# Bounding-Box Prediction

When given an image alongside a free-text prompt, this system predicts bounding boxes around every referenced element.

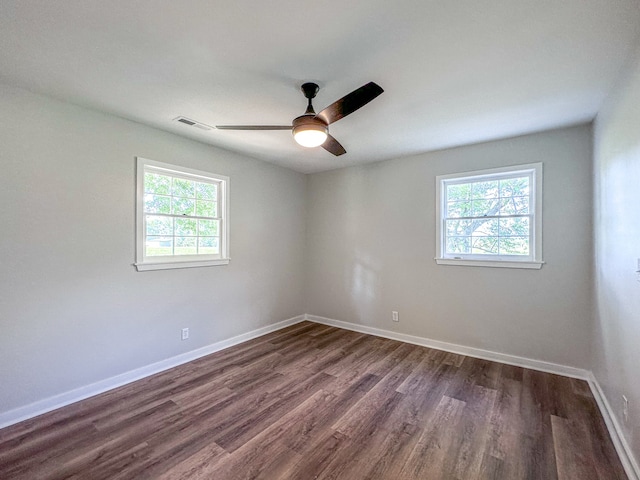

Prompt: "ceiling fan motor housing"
[292,114,327,132]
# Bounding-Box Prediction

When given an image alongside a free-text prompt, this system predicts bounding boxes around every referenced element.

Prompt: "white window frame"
[135,157,230,272]
[435,163,543,269]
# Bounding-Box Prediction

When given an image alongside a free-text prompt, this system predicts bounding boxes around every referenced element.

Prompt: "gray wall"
[593,41,640,462]
[305,125,593,368]
[0,83,604,425]
[0,84,307,414]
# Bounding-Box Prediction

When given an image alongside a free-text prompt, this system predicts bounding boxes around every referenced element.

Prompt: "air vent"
[173,116,214,131]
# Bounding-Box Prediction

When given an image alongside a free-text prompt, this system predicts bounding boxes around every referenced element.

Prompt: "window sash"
[442,215,534,260]
[142,215,223,261]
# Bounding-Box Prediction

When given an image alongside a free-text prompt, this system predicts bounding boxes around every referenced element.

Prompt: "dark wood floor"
[0,321,627,479]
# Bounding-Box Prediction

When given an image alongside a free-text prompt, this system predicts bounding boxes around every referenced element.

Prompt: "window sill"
[434,258,544,270]
[135,258,230,272]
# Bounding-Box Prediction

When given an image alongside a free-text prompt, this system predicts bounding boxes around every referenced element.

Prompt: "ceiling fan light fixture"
[293,125,328,148]
[216,81,383,156]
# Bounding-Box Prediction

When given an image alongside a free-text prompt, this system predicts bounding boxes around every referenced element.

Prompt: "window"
[135,158,229,271]
[435,163,543,269]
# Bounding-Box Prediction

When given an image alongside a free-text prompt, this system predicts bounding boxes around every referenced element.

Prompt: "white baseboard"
[305,314,589,379]
[0,315,306,430]
[588,373,640,480]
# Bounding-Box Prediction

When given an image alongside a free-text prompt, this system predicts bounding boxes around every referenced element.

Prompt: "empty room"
[1,1,639,479]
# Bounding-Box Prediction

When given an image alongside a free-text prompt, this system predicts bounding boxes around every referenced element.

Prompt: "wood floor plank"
[477,452,505,480]
[393,361,457,428]
[551,415,600,479]
[398,395,467,480]
[213,372,335,452]
[331,344,423,438]
[313,391,407,480]
[280,374,380,453]
[107,422,229,480]
[520,369,560,480]
[448,385,499,480]
[568,393,629,479]
[0,323,628,480]
[486,375,521,462]
[209,438,301,480]
[157,443,229,480]
[361,421,420,480]
[51,401,184,477]
[284,430,348,479]
[570,377,594,397]
[321,335,389,376]
[306,324,337,337]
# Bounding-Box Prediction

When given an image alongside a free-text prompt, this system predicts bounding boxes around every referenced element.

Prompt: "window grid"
[441,170,536,260]
[143,168,222,259]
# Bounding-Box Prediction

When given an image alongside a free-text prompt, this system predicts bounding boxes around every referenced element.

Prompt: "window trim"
[134,157,230,272]
[435,162,543,269]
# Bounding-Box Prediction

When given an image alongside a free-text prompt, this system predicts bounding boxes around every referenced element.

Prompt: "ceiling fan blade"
[322,134,346,156]
[215,125,291,130]
[317,82,384,125]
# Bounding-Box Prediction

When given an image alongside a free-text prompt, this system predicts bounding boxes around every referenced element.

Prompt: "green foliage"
[445,175,531,256]
[146,216,172,235]
[446,183,471,202]
[446,236,470,254]
[146,236,172,256]
[471,181,499,199]
[175,218,197,236]
[144,194,171,214]
[146,246,173,256]
[172,197,195,216]
[500,177,529,197]
[143,173,221,257]
[472,236,498,254]
[198,237,219,255]
[196,182,217,200]
[196,200,217,217]
[500,217,529,236]
[144,173,171,195]
[175,236,197,255]
[172,178,195,197]
[199,219,219,236]
[499,236,529,254]
[499,196,529,215]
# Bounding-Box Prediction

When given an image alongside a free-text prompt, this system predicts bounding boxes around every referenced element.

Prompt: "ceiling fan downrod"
[301,82,319,115]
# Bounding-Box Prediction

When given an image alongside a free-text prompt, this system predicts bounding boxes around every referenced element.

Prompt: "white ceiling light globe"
[294,128,328,148]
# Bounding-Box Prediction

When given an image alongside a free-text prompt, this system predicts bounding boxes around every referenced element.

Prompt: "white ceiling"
[1,1,639,173]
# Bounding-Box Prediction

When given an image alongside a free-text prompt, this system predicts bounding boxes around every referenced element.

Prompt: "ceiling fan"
[216,82,384,156]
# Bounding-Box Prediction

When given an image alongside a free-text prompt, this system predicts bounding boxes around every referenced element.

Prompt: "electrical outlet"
[392,311,399,322]
[181,328,189,341]
[623,395,629,423]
